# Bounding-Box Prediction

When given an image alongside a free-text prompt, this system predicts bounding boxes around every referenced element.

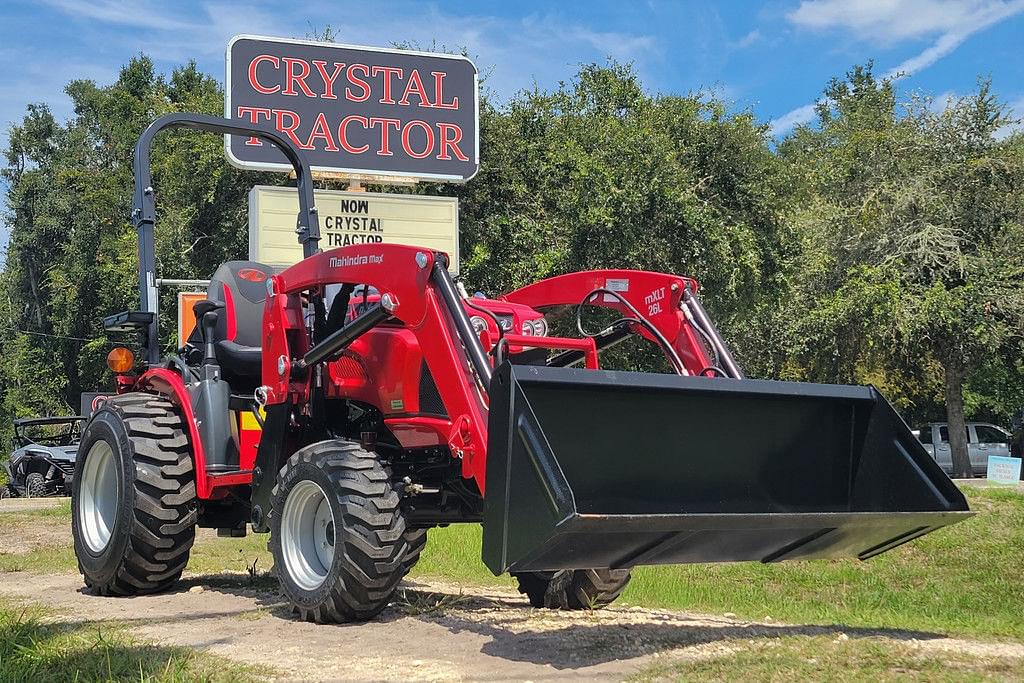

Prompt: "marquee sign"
[249,186,459,272]
[226,35,479,181]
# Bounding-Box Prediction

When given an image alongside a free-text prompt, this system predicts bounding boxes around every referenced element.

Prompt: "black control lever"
[192,300,225,367]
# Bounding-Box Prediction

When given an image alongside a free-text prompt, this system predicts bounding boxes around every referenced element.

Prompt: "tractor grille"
[418,363,448,417]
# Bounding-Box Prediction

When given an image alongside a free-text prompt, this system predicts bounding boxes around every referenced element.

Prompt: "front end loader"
[71,113,970,622]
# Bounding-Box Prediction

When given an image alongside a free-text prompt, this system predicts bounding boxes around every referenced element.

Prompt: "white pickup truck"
[917,422,1012,477]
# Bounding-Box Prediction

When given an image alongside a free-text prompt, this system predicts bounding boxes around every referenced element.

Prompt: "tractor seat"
[198,261,274,385]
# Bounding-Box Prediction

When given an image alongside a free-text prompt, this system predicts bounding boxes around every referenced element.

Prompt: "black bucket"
[482,364,971,575]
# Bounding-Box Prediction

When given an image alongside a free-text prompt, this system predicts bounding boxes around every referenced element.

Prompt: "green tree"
[781,66,1024,477]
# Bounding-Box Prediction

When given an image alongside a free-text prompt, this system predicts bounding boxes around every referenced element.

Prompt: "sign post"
[227,35,479,182]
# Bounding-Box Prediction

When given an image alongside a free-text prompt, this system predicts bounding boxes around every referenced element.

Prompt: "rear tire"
[514,568,631,609]
[25,473,47,498]
[71,394,197,595]
[270,440,410,623]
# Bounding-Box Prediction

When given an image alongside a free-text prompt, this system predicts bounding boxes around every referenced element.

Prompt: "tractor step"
[482,364,971,575]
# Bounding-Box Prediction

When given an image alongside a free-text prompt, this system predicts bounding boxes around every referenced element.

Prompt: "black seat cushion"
[202,261,274,384]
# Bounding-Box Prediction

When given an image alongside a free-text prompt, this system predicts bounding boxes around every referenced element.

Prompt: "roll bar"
[132,113,321,363]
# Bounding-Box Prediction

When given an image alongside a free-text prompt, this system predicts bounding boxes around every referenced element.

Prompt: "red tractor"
[71,114,970,622]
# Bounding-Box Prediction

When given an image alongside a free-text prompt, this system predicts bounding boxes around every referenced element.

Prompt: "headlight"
[495,314,514,331]
[470,316,488,336]
[521,318,547,336]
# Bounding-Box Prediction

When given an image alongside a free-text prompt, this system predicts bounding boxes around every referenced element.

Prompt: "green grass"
[412,486,1024,640]
[631,634,1024,682]
[0,600,264,682]
[410,523,513,588]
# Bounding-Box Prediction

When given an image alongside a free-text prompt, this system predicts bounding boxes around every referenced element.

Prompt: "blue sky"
[2,0,1023,254]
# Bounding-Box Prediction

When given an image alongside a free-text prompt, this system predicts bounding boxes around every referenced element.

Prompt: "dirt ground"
[3,497,1024,681]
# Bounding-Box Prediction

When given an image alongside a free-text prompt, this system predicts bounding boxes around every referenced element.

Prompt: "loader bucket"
[482,364,971,575]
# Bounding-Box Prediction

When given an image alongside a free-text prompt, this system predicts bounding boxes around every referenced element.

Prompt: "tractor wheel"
[401,528,428,576]
[270,440,410,623]
[71,394,197,596]
[513,568,631,610]
[25,473,48,498]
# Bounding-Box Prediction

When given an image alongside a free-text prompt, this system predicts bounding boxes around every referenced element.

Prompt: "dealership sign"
[226,35,479,181]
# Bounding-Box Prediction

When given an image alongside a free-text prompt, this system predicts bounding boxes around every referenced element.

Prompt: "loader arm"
[503,270,727,376]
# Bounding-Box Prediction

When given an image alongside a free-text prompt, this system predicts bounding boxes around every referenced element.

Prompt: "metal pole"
[156,279,211,288]
[431,257,493,392]
[297,304,389,369]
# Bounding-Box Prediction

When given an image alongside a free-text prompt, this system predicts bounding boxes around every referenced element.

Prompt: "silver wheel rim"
[280,480,335,591]
[78,440,118,553]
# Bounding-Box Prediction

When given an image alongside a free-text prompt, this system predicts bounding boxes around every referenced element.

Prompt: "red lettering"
[402,120,434,158]
[432,71,459,110]
[371,66,403,104]
[436,123,469,161]
[399,69,431,107]
[282,57,316,97]
[273,109,310,149]
[368,117,401,156]
[312,60,345,99]
[306,112,338,151]
[338,115,369,154]
[248,54,280,94]
[346,64,371,102]
[236,106,273,145]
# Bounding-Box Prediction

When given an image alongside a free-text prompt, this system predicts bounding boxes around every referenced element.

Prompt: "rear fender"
[136,368,216,499]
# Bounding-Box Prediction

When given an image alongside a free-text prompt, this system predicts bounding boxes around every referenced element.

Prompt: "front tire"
[401,528,427,576]
[71,394,197,595]
[270,440,410,623]
[514,568,631,609]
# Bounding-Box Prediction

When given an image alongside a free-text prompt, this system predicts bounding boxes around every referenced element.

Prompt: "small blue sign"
[987,455,1022,484]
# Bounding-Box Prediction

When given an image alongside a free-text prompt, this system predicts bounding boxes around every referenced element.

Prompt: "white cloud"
[788,0,1022,44]
[732,29,763,49]
[39,0,199,31]
[769,102,820,136]
[771,0,1024,136]
[788,0,1024,78]
[928,90,959,112]
[31,1,660,98]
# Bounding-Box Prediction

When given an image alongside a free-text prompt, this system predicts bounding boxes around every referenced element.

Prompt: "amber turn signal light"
[107,347,135,373]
